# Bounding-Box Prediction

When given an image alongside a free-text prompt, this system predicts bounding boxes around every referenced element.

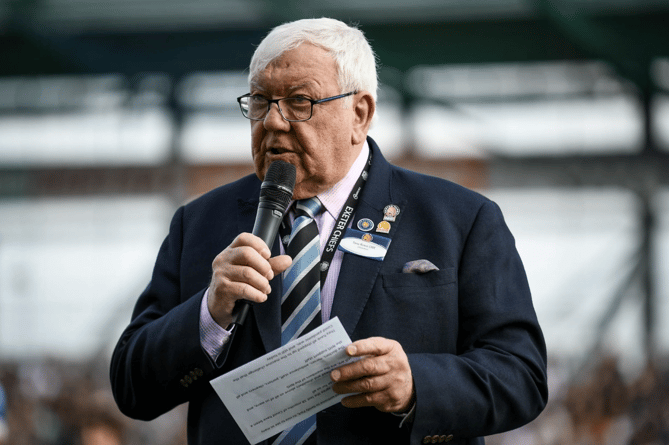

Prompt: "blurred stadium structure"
[1,0,669,443]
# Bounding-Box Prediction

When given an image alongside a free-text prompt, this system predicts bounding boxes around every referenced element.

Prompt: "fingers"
[227,233,274,280]
[269,254,292,276]
[330,337,414,413]
[230,232,272,259]
[331,338,396,382]
[211,266,270,302]
[345,337,395,358]
[332,364,391,400]
[207,233,288,327]
[211,253,271,298]
[339,385,412,413]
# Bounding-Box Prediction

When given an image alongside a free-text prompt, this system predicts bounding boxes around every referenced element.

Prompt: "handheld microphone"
[234,160,296,326]
[252,160,297,246]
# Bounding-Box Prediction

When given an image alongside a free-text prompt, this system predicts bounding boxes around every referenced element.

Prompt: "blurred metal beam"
[3,0,667,33]
[2,151,668,199]
[0,164,255,200]
[2,12,668,77]
[488,152,669,190]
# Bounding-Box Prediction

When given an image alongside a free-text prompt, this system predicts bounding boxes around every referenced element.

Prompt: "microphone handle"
[251,205,285,247]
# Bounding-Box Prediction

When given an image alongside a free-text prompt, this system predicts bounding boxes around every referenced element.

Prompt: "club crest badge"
[357,218,374,232]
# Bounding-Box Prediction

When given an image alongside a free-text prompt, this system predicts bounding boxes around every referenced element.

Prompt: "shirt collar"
[316,140,370,220]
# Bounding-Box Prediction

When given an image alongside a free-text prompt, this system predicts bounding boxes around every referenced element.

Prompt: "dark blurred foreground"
[2,355,669,445]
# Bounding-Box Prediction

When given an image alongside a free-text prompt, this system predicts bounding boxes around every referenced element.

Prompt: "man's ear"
[351,92,376,145]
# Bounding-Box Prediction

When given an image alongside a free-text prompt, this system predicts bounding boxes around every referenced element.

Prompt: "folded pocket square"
[402,259,439,274]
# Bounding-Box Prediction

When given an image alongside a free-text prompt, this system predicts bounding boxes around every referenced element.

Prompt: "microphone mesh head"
[260,161,296,210]
[264,160,296,187]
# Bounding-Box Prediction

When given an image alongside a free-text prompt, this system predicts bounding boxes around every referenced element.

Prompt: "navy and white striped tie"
[280,197,323,344]
[274,197,323,445]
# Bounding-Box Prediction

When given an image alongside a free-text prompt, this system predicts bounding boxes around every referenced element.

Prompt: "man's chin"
[255,156,296,181]
[291,184,319,200]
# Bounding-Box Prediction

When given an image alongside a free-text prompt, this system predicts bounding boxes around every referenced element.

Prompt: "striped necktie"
[274,197,322,445]
[280,197,323,344]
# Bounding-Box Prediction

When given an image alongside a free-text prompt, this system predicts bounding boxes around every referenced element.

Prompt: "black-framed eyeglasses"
[236,91,357,122]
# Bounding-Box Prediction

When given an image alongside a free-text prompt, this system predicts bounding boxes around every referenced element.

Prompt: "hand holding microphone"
[207,161,296,329]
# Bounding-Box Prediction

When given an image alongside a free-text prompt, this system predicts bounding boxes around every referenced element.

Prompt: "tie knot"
[295,197,323,219]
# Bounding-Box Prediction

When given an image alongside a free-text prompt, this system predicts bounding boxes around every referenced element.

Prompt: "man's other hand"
[331,337,415,413]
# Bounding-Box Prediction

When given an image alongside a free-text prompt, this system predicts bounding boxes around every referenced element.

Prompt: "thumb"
[268,254,292,277]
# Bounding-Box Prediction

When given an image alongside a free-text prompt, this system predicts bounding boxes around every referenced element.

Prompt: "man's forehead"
[249,78,318,93]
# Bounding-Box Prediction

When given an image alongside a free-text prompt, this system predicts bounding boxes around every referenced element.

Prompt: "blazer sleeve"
[409,200,548,442]
[109,205,217,421]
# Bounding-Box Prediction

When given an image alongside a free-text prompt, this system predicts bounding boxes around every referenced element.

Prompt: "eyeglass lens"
[242,97,312,121]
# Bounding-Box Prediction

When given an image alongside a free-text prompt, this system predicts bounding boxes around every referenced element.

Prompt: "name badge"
[338,228,391,261]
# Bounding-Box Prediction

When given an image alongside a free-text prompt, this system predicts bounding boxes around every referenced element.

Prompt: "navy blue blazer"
[111,138,548,445]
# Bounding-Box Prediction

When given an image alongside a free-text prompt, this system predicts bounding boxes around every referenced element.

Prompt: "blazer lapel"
[330,138,403,337]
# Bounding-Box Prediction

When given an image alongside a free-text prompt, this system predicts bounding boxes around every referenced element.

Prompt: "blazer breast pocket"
[376,267,458,352]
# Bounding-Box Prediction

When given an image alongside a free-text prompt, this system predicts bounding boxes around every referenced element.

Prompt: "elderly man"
[110,18,548,445]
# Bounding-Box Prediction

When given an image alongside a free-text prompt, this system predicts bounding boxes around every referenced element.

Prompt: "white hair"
[249,18,378,104]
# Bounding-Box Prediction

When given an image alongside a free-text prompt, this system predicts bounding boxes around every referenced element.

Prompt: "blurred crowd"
[0,358,186,445]
[490,356,669,445]
[2,354,669,445]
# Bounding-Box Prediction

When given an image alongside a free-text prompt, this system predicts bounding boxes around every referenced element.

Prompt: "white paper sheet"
[210,317,357,444]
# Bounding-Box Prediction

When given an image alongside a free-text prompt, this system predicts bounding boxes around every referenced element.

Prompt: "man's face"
[250,43,362,200]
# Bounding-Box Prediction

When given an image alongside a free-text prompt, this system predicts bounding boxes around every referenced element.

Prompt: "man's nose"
[263,103,290,130]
